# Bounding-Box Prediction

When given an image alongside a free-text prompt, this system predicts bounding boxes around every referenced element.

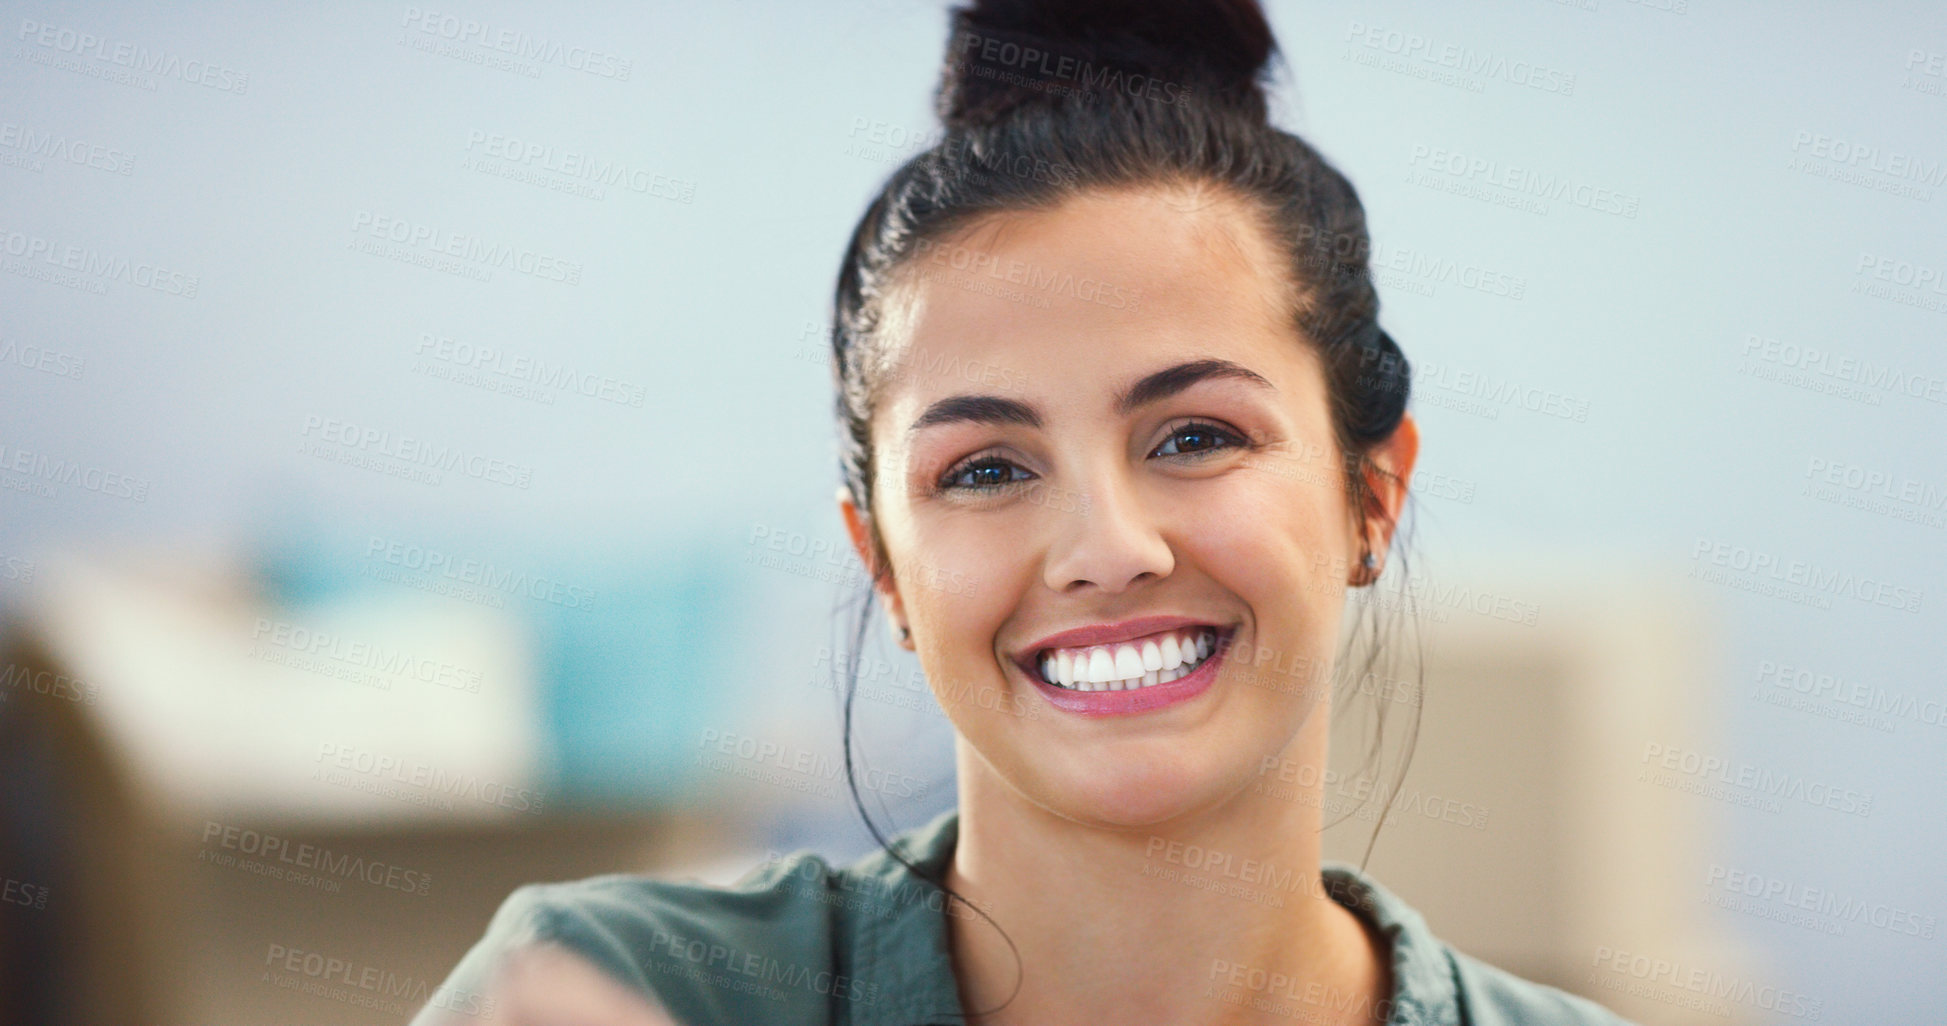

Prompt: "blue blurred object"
[529,545,744,807]
[250,519,747,808]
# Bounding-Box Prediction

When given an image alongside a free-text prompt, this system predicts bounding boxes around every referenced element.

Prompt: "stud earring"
[899,625,911,642]
[1354,549,1381,586]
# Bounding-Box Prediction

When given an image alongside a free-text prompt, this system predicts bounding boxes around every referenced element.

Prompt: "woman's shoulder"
[486,810,962,949]
[409,851,849,1026]
[412,812,965,1026]
[1320,861,1640,1026]
[490,846,850,962]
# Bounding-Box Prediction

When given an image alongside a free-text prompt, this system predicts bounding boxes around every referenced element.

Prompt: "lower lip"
[1025,630,1230,718]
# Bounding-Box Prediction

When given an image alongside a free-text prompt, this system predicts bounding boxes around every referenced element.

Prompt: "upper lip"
[1014,615,1227,671]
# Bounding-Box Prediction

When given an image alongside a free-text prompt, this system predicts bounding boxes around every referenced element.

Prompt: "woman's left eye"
[1151,421,1247,458]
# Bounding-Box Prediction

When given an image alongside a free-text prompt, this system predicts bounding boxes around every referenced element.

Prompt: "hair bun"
[937,0,1278,129]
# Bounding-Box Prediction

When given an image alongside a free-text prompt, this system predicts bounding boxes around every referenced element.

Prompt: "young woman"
[415,2,1639,1024]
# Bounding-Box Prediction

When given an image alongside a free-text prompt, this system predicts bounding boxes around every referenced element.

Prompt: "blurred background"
[2,1,1942,1023]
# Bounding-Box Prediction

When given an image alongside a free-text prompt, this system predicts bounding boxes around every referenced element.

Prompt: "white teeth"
[1034,628,1219,691]
[1160,634,1182,670]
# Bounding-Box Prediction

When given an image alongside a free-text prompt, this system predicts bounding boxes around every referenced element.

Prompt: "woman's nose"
[1040,468,1175,595]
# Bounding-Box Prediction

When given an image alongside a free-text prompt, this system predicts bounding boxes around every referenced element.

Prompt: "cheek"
[1183,474,1351,709]
[1186,474,1349,610]
[901,519,1029,703]
[902,516,1021,630]
[917,627,1044,750]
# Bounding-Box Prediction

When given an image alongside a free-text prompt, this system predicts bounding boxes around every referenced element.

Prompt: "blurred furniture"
[1321,563,1761,1026]
[0,549,748,1026]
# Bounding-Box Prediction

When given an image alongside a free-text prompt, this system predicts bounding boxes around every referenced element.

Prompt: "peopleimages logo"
[400,8,632,79]
[695,728,932,801]
[910,237,1141,311]
[1740,332,1947,406]
[951,26,1195,106]
[1852,251,1947,313]
[462,130,694,203]
[642,929,880,1006]
[201,821,433,896]
[0,663,100,705]
[414,332,650,407]
[0,122,135,175]
[251,616,485,694]
[1367,240,1528,300]
[0,224,199,297]
[0,337,85,380]
[363,536,599,611]
[1688,537,1924,614]
[1788,130,1947,200]
[15,19,250,93]
[1406,144,1639,218]
[1754,659,1947,732]
[264,942,494,1018]
[314,742,546,814]
[1589,946,1822,1020]
[1640,741,1874,817]
[1344,21,1577,95]
[1704,863,1936,939]
[1855,252,1947,292]
[2,876,49,911]
[1802,455,1947,529]
[348,210,584,285]
[300,414,534,489]
[0,440,151,502]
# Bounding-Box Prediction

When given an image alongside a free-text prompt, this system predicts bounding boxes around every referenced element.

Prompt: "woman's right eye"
[940,457,1036,493]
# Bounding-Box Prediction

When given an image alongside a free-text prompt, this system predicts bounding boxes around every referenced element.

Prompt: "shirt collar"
[844,809,1459,1026]
[842,807,965,1026]
[1321,859,1462,1026]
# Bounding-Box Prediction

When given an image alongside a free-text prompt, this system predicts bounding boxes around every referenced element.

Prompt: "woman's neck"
[942,721,1392,1026]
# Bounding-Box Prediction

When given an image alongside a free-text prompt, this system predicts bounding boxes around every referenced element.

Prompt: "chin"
[1037,744,1235,829]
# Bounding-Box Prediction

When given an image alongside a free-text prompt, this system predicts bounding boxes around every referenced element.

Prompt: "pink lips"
[1015,619,1233,718]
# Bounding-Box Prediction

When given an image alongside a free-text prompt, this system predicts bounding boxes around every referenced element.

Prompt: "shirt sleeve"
[403,881,679,1026]
[407,866,843,1026]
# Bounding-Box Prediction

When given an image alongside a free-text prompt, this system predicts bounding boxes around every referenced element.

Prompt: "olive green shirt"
[412,808,1637,1025]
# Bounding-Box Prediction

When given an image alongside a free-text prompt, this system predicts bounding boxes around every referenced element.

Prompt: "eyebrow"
[905,358,1275,436]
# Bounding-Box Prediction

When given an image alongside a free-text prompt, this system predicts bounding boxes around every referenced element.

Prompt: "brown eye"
[940,456,1035,493]
[1152,421,1246,459]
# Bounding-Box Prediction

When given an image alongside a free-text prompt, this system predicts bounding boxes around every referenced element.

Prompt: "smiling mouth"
[1029,626,1223,693]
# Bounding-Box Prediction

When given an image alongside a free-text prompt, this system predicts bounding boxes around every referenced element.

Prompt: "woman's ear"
[1360,412,1420,569]
[837,486,911,649]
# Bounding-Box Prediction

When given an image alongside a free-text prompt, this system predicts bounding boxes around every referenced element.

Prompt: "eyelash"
[936,420,1250,494]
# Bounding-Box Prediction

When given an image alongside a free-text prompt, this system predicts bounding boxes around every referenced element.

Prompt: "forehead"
[872,184,1302,423]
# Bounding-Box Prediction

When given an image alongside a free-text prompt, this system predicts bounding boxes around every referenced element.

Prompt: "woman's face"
[842,184,1409,829]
